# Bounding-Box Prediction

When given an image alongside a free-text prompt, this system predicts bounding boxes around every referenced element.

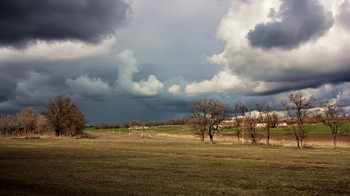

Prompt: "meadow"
[0,130,349,195]
[86,123,350,134]
[86,125,350,148]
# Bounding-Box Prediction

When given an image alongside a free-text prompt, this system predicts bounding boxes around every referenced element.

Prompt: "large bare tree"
[282,91,314,149]
[44,96,86,136]
[190,98,230,143]
[319,100,348,147]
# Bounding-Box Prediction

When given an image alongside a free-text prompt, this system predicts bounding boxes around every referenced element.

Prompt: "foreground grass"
[0,134,349,195]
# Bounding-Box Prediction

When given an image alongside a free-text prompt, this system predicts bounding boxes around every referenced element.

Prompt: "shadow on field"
[0,133,349,195]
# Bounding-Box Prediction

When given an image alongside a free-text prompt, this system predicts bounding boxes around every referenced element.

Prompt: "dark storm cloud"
[0,62,64,108]
[77,95,193,123]
[0,0,130,48]
[0,74,17,102]
[0,63,32,102]
[247,0,334,50]
[0,58,100,112]
[251,66,350,96]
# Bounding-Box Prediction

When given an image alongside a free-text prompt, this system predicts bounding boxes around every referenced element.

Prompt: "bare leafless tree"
[8,114,20,135]
[233,102,244,143]
[0,113,10,135]
[271,113,280,128]
[236,102,260,144]
[190,98,230,143]
[44,96,86,136]
[187,117,205,142]
[319,100,347,147]
[282,91,314,149]
[36,115,52,134]
[18,107,38,134]
[263,104,279,146]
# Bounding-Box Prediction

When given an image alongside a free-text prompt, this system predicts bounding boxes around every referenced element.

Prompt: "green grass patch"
[153,126,191,133]
[308,123,350,134]
[0,135,349,195]
[86,123,350,135]
[84,127,130,133]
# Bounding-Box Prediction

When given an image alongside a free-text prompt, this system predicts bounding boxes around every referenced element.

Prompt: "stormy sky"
[1,0,350,123]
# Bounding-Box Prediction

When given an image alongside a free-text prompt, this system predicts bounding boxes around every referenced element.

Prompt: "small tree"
[271,113,280,128]
[282,91,314,149]
[236,102,260,144]
[320,100,347,147]
[233,102,244,143]
[44,96,86,136]
[8,114,20,135]
[36,115,52,134]
[262,104,279,146]
[188,117,206,142]
[190,98,230,144]
[18,107,38,134]
[0,113,10,135]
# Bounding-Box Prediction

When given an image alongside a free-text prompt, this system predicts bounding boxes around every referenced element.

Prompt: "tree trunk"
[300,138,303,150]
[251,133,256,144]
[200,134,204,142]
[296,138,300,149]
[333,134,337,148]
[267,128,270,146]
[209,134,214,144]
[294,132,301,149]
[242,130,245,144]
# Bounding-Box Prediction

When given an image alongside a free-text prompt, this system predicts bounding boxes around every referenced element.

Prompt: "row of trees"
[0,96,85,136]
[189,91,349,148]
[93,122,122,129]
[92,119,187,129]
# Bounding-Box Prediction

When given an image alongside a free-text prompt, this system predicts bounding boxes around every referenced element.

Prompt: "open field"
[86,123,350,134]
[86,124,350,148]
[1,132,350,195]
[85,125,192,133]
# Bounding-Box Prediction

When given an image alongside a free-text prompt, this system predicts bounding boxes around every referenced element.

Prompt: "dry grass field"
[156,132,350,149]
[0,131,349,195]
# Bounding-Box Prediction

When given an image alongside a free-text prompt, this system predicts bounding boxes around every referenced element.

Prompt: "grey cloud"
[339,0,350,30]
[0,55,165,118]
[0,0,130,48]
[245,66,350,96]
[0,73,17,102]
[0,63,32,103]
[0,60,88,111]
[76,95,193,123]
[247,0,334,50]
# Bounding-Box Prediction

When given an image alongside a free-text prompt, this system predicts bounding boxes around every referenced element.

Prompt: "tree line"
[92,119,187,129]
[189,91,349,149]
[0,96,85,136]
